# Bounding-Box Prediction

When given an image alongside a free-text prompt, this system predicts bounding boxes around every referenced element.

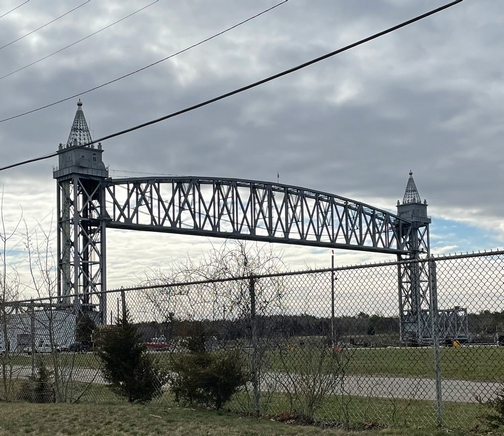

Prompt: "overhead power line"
[0,0,90,51]
[0,1,29,19]
[0,0,463,173]
[0,0,159,81]
[0,0,288,123]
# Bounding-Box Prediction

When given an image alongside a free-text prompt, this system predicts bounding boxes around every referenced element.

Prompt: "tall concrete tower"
[53,100,108,322]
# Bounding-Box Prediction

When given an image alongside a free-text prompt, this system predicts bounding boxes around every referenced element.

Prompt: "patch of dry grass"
[0,402,477,436]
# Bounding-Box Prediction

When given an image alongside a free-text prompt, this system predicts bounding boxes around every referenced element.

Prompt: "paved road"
[337,375,499,403]
[13,365,501,403]
[259,372,501,403]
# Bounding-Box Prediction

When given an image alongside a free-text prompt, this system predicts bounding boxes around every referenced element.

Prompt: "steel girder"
[56,175,107,322]
[438,307,469,342]
[397,223,432,344]
[102,177,416,255]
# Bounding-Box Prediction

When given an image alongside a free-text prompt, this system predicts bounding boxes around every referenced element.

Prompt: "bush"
[97,310,168,403]
[169,323,248,409]
[480,388,504,429]
[273,337,353,421]
[76,313,96,346]
[17,358,55,403]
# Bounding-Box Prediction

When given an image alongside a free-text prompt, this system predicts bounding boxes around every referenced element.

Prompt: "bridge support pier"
[396,172,432,344]
[53,101,108,324]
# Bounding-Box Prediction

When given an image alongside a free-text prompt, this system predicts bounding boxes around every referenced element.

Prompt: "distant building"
[3,310,76,352]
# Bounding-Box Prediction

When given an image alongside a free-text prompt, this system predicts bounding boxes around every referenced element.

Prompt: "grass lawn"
[0,401,488,436]
[2,379,491,431]
[349,346,504,381]
[8,352,103,370]
[267,345,504,381]
[227,389,488,431]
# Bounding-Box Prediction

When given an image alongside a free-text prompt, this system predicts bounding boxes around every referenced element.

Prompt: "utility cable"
[0,1,29,19]
[0,0,159,81]
[0,0,90,51]
[0,0,288,122]
[0,0,463,172]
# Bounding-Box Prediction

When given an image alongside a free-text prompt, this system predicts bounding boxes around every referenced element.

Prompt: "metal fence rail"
[1,250,503,429]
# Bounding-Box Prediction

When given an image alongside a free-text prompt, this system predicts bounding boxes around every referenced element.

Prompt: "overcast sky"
[0,0,502,294]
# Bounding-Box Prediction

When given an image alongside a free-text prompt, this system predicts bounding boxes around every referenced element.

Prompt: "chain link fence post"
[249,276,260,416]
[429,257,443,425]
[331,252,335,350]
[30,300,35,379]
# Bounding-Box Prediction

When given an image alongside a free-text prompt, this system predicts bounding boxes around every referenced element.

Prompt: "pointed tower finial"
[66,99,92,148]
[54,101,108,180]
[396,171,430,224]
[402,171,422,204]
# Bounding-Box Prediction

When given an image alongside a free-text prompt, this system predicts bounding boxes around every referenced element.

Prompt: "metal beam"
[103,177,414,254]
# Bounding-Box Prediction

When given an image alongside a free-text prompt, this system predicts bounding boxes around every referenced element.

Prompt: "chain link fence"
[1,250,503,429]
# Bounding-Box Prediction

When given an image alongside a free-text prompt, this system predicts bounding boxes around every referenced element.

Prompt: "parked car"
[146,336,170,351]
[23,343,60,354]
[68,342,91,353]
[59,343,71,352]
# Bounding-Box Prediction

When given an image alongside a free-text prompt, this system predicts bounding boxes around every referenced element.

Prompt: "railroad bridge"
[53,101,451,344]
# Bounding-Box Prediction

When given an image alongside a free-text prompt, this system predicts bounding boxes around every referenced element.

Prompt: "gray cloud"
[0,0,503,288]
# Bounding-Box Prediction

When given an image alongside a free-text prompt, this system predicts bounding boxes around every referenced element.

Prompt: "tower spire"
[403,171,422,204]
[396,171,429,224]
[66,99,93,148]
[54,100,107,178]
[54,101,108,323]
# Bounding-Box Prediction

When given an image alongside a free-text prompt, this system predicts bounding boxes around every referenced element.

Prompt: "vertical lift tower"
[53,100,108,323]
[396,173,469,344]
[396,172,432,344]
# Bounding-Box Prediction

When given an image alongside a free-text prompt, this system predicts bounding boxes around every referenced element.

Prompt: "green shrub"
[17,358,55,403]
[76,313,96,346]
[169,324,248,409]
[97,310,168,403]
[480,388,504,429]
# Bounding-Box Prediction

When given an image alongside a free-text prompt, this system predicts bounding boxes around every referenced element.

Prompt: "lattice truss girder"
[397,224,432,342]
[438,307,469,339]
[399,257,431,312]
[57,176,105,309]
[103,177,415,254]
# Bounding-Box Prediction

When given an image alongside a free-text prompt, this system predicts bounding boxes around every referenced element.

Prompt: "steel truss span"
[103,177,414,255]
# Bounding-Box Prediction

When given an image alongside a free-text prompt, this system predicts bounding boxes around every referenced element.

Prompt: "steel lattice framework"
[55,175,107,319]
[55,172,434,342]
[397,223,432,343]
[54,102,441,343]
[103,177,415,255]
[102,176,435,343]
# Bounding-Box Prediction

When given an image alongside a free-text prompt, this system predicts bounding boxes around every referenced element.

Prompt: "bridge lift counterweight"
[54,101,467,343]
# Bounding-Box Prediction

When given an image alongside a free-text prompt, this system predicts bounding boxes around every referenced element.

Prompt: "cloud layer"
[0,0,502,290]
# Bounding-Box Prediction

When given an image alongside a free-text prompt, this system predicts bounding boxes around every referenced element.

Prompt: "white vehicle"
[23,342,59,354]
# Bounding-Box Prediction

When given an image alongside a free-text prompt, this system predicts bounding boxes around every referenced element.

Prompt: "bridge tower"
[396,171,432,344]
[53,100,108,323]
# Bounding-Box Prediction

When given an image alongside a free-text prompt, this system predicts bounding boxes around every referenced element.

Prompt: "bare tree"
[0,191,22,401]
[23,220,79,403]
[0,195,89,403]
[142,240,286,321]
[141,240,288,414]
[24,221,61,401]
[272,337,355,422]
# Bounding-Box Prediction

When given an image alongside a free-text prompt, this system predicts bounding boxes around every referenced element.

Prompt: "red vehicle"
[146,336,170,351]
